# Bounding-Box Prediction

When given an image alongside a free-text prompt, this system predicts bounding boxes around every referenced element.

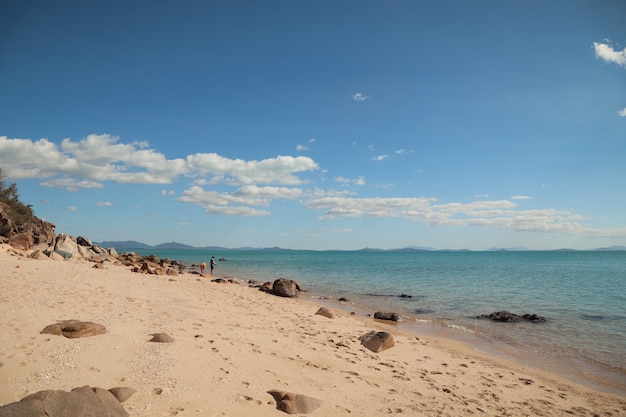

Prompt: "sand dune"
[1,246,624,416]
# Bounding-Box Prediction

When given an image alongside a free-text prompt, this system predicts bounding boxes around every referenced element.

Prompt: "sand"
[1,245,625,416]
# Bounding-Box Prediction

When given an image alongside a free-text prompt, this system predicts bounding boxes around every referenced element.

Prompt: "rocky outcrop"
[5,219,56,251]
[0,385,134,417]
[478,311,547,323]
[0,204,55,249]
[119,252,186,276]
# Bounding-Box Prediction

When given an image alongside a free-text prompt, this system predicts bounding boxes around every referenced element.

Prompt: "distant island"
[96,241,626,253]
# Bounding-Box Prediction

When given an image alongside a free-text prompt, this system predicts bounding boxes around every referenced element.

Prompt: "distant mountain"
[98,240,152,250]
[487,247,530,252]
[95,240,626,252]
[97,241,232,251]
[259,246,294,251]
[199,245,235,251]
[153,241,196,250]
[593,245,626,251]
[399,246,436,251]
[356,247,385,252]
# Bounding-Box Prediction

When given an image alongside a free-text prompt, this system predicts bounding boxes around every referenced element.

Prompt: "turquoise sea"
[133,249,626,395]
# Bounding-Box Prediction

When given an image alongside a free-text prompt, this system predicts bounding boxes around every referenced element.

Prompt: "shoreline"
[1,248,625,416]
[308,288,626,397]
[193,257,626,396]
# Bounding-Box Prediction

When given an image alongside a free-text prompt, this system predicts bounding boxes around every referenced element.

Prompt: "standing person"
[210,256,217,274]
[200,262,207,275]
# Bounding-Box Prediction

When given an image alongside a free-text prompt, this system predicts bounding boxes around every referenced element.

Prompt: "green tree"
[0,168,37,229]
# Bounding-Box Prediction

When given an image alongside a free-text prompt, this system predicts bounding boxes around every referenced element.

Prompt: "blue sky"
[1,1,625,250]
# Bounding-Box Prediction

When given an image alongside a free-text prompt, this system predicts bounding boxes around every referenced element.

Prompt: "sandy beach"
[1,246,624,417]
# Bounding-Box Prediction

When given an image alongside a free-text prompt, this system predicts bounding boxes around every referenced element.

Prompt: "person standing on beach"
[210,256,216,274]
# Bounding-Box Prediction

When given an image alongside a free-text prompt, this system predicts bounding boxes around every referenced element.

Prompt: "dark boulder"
[259,281,273,293]
[522,313,547,323]
[479,311,546,323]
[270,278,301,298]
[374,311,401,322]
[359,330,395,353]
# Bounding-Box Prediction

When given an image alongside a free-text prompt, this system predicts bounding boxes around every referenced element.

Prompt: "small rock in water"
[374,311,401,322]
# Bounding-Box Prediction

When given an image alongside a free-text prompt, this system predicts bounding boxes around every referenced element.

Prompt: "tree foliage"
[0,168,38,230]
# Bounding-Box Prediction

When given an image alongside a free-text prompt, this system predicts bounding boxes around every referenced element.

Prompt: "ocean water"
[133,249,626,394]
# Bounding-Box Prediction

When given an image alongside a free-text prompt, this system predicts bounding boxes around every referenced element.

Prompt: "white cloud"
[351,92,371,101]
[0,135,319,188]
[177,185,303,216]
[334,176,365,186]
[186,153,318,185]
[233,185,304,201]
[594,41,626,67]
[96,201,113,207]
[304,196,625,237]
[40,178,104,191]
[329,228,353,233]
[618,108,626,117]
[371,154,388,161]
[4,134,622,239]
[296,138,317,151]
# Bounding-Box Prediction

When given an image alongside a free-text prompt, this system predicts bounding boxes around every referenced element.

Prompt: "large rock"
[41,320,107,338]
[8,231,33,250]
[268,390,322,414]
[359,330,395,353]
[54,233,79,257]
[0,385,133,417]
[270,278,301,298]
[76,235,93,246]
